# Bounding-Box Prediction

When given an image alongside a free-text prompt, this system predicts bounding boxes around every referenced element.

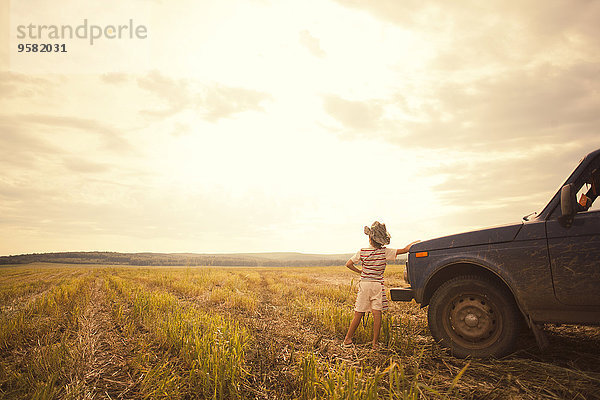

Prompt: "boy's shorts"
[354,281,384,312]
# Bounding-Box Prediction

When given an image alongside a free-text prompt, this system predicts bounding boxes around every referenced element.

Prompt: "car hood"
[412,222,524,252]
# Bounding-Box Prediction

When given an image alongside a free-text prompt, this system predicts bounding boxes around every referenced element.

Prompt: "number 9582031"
[17,43,67,52]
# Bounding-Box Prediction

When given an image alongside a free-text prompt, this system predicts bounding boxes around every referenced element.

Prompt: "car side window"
[576,183,599,212]
[549,159,600,219]
[573,165,600,213]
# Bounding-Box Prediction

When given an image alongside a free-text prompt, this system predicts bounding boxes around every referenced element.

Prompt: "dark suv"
[391,148,600,358]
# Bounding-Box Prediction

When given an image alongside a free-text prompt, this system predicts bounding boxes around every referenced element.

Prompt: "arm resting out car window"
[578,168,600,211]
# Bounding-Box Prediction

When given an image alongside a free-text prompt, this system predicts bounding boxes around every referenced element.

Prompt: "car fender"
[418,251,528,315]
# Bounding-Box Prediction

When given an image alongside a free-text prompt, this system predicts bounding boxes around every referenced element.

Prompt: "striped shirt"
[350,247,397,282]
[350,246,397,311]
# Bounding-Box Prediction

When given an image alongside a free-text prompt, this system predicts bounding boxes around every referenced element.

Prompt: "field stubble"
[0,264,599,399]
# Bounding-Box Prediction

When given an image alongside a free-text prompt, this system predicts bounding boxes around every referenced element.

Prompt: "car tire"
[427,275,520,358]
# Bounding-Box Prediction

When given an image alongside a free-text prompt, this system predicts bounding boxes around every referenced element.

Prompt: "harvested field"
[0,263,599,399]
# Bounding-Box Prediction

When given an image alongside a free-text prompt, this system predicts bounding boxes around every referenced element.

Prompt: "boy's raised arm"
[395,240,421,256]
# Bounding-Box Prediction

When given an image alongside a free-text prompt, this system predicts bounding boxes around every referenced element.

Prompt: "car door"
[547,204,600,306]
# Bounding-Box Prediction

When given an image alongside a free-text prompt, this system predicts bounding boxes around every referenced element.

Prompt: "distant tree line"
[0,251,406,267]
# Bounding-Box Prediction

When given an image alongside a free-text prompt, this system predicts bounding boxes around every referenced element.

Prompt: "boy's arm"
[395,240,421,256]
[346,259,361,274]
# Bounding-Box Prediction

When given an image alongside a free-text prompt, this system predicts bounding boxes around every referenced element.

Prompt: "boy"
[343,221,419,349]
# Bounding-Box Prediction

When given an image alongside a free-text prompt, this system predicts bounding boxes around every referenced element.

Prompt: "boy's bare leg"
[344,311,364,344]
[372,310,382,348]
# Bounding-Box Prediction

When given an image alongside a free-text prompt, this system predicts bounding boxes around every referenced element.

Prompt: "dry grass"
[0,263,599,399]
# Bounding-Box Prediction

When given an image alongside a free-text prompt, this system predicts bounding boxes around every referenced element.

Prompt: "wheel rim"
[442,292,502,350]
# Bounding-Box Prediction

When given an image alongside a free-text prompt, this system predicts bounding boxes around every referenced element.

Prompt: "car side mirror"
[559,183,576,228]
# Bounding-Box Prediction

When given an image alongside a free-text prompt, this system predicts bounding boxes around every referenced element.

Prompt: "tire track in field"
[76,277,138,399]
[237,273,304,398]
[238,271,376,398]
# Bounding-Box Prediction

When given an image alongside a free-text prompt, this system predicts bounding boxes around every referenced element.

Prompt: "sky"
[1,0,600,255]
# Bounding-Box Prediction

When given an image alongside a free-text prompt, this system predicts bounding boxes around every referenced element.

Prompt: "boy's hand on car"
[407,240,420,249]
[403,240,420,252]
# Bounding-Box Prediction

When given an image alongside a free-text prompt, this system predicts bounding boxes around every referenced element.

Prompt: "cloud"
[299,30,326,58]
[100,72,130,84]
[321,1,600,154]
[17,113,135,153]
[0,119,62,170]
[406,144,596,238]
[322,63,600,151]
[433,147,583,202]
[136,70,271,122]
[62,157,110,173]
[319,61,600,235]
[505,0,600,52]
[0,113,135,182]
[201,84,271,122]
[137,71,192,117]
[406,64,600,149]
[320,62,600,233]
[322,95,390,135]
[0,71,53,98]
[333,0,600,56]
[0,119,59,153]
[170,122,191,137]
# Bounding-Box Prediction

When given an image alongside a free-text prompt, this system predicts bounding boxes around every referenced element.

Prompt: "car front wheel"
[427,275,520,358]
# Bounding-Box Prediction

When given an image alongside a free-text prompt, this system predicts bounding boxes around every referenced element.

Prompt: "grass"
[0,264,599,399]
[106,274,250,399]
[0,269,94,399]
